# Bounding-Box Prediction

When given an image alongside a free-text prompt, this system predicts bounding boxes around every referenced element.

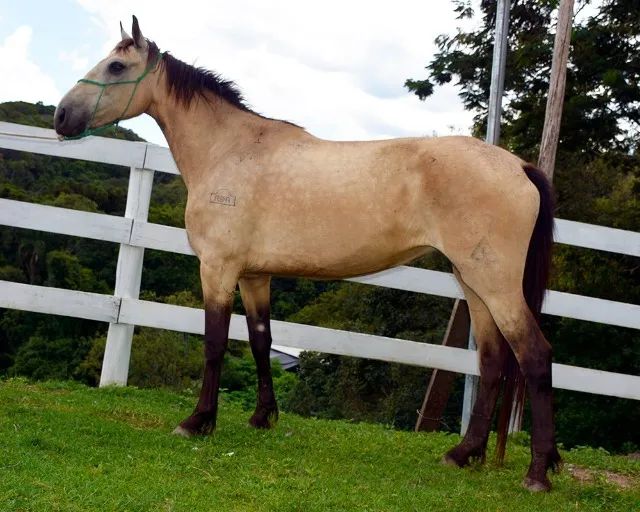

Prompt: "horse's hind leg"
[443,269,509,467]
[239,275,279,429]
[455,266,560,491]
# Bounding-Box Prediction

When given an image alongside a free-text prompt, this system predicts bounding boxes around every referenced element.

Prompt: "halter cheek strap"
[64,50,165,140]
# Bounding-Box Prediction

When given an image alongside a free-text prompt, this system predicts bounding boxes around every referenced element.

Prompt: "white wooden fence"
[1,121,639,403]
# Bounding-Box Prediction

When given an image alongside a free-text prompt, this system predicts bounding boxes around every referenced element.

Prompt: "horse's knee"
[203,302,232,361]
[204,340,227,362]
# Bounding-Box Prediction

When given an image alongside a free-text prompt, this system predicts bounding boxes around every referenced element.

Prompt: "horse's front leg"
[173,261,239,437]
[238,275,278,428]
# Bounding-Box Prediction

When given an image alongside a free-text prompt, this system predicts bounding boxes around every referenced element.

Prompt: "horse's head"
[54,16,160,138]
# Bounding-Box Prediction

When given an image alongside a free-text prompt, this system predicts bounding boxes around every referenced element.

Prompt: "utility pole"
[460,0,511,436]
[538,0,575,180]
[485,0,511,146]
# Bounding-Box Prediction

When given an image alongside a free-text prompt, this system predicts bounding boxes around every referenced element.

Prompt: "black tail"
[495,163,555,464]
[521,164,556,322]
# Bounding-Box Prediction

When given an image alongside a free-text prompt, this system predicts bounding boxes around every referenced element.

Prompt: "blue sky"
[0,0,475,146]
[0,0,104,97]
[1,1,91,81]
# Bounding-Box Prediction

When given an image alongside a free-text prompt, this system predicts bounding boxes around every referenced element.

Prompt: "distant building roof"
[271,345,303,358]
[270,344,302,370]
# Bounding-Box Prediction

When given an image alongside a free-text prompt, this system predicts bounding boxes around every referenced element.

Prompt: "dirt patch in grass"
[567,463,637,490]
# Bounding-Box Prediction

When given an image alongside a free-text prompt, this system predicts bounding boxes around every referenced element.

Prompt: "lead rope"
[63,50,165,140]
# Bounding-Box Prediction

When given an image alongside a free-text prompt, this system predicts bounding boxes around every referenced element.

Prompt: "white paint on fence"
[348,265,463,299]
[101,166,155,386]
[3,279,639,401]
[143,143,179,175]
[553,363,640,401]
[556,218,640,258]
[544,290,640,330]
[1,198,132,244]
[0,280,119,323]
[130,221,193,255]
[113,298,640,400]
[0,121,147,169]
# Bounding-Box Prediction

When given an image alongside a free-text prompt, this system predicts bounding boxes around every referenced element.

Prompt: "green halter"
[64,50,165,140]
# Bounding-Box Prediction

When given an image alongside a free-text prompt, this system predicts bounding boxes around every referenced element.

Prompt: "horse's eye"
[108,61,126,74]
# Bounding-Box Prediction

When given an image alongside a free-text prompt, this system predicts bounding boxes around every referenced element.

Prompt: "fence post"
[100,164,154,386]
[461,0,511,435]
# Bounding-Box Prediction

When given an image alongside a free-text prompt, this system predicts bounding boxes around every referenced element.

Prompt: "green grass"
[0,379,638,511]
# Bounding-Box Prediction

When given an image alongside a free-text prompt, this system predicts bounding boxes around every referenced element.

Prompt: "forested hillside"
[1,79,638,453]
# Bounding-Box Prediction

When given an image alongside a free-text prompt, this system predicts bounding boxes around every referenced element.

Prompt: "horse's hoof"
[441,446,469,468]
[441,454,463,468]
[522,476,551,492]
[249,407,278,429]
[249,410,278,429]
[172,425,193,438]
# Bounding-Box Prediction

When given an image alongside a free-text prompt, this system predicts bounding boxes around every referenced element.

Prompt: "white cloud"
[0,26,60,104]
[59,49,89,72]
[74,0,474,144]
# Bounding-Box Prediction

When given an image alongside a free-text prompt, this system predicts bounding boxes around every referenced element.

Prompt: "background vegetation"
[1,0,639,454]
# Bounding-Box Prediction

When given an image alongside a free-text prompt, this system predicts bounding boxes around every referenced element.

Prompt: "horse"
[54,16,560,492]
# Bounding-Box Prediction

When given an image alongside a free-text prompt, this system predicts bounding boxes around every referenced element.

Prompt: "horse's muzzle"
[54,103,88,138]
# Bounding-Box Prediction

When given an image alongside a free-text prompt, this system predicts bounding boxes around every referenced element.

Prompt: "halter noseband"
[64,50,165,140]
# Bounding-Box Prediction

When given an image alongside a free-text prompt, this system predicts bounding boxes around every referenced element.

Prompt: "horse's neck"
[148,89,272,189]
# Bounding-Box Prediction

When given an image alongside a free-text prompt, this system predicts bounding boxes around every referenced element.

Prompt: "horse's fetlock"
[249,405,279,429]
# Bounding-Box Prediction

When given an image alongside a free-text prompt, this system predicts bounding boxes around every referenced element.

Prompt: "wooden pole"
[415,300,470,432]
[538,0,575,180]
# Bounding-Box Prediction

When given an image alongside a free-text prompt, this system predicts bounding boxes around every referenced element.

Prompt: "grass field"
[0,379,638,511]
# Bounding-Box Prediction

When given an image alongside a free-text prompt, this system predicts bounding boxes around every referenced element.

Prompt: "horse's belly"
[248,230,435,279]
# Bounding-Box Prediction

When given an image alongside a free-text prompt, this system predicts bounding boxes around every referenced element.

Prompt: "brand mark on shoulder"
[210,189,236,207]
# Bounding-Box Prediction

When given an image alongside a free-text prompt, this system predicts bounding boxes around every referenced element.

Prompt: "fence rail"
[1,121,639,402]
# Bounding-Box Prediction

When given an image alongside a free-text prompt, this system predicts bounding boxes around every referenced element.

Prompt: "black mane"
[124,40,299,126]
[145,40,251,112]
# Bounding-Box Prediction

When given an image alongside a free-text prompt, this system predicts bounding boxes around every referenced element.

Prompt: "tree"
[406,0,640,158]
[12,335,92,381]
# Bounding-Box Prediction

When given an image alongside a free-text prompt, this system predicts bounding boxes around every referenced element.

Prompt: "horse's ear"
[120,21,131,41]
[131,15,147,50]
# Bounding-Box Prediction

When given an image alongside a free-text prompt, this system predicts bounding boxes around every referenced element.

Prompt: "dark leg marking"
[444,341,507,467]
[519,338,561,492]
[246,304,278,429]
[175,303,231,436]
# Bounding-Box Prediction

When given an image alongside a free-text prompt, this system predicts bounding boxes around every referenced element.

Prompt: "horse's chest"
[184,194,249,259]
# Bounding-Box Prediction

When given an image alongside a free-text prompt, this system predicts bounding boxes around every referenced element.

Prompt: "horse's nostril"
[57,107,66,125]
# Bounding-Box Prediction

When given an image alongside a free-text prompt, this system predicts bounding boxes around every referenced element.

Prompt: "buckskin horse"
[54,17,560,491]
